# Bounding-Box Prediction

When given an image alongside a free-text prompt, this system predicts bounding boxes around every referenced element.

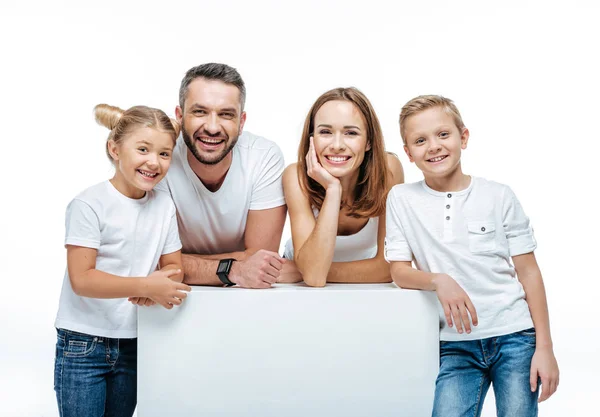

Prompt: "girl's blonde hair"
[399,95,465,144]
[297,87,389,219]
[94,104,180,161]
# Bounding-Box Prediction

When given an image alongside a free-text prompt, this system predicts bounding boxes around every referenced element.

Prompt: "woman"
[283,87,404,287]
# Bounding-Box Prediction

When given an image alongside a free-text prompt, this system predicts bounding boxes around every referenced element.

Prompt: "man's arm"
[182,205,287,287]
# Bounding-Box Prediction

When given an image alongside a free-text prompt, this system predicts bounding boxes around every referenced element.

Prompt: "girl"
[283,87,404,286]
[54,104,192,417]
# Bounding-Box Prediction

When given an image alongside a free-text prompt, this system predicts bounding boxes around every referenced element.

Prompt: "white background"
[1,0,598,416]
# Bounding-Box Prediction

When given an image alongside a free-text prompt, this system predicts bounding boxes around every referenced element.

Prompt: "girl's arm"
[131,250,185,306]
[283,163,341,287]
[159,250,184,282]
[512,252,559,402]
[67,245,190,308]
[325,154,404,283]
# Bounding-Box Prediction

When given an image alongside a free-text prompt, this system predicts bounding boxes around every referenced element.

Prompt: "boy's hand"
[144,269,191,309]
[128,297,156,306]
[433,273,478,334]
[530,346,559,402]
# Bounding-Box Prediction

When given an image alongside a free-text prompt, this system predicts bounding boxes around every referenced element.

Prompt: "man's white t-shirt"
[157,131,285,254]
[54,181,182,339]
[385,177,536,341]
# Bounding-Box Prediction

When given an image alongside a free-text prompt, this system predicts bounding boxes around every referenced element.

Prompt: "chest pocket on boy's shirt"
[467,221,496,253]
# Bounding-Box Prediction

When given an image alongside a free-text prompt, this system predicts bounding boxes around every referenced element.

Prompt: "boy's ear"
[403,145,414,163]
[460,127,470,150]
[107,139,119,161]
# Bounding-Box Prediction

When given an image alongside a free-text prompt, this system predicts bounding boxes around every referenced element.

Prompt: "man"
[158,63,299,288]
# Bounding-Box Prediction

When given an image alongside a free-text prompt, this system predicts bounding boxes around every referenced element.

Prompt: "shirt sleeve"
[249,144,286,210]
[162,205,183,255]
[65,199,101,249]
[384,188,413,262]
[502,186,537,256]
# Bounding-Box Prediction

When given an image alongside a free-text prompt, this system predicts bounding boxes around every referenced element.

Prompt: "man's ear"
[107,139,119,161]
[403,145,414,163]
[461,127,470,150]
[175,106,183,123]
[239,111,247,133]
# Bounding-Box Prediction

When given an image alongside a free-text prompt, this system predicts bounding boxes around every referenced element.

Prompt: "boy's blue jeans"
[432,328,539,417]
[54,328,137,417]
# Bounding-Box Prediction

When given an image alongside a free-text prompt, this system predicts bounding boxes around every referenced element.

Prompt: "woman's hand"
[306,136,340,190]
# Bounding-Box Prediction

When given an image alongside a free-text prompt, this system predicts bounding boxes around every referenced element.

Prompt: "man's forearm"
[182,254,223,286]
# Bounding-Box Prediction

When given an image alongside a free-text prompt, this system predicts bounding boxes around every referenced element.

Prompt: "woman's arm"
[325,154,405,283]
[283,164,341,287]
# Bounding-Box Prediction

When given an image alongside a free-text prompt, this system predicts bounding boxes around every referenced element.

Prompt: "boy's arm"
[390,262,478,334]
[513,252,559,402]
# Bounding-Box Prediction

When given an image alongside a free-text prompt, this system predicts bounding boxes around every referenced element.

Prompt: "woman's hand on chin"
[306,136,340,189]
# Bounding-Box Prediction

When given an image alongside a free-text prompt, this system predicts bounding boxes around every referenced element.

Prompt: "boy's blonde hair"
[399,95,465,144]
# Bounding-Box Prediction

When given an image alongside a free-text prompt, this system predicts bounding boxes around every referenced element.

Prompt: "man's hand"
[229,250,284,288]
[530,346,559,402]
[277,260,303,283]
[433,273,478,334]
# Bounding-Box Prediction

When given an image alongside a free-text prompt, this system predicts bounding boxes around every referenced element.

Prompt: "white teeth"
[326,156,350,162]
[428,156,446,162]
[138,170,158,178]
[200,138,223,143]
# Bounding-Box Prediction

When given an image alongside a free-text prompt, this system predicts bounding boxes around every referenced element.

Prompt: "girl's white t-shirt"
[54,181,182,339]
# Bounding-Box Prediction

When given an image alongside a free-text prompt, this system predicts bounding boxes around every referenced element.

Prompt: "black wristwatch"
[217,258,236,287]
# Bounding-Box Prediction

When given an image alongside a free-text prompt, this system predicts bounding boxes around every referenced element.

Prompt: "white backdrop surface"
[0,1,598,416]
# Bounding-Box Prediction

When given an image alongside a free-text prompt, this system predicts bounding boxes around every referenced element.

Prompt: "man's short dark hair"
[179,63,246,111]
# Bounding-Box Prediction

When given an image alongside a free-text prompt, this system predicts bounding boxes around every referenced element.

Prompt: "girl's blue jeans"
[432,328,539,417]
[54,328,137,417]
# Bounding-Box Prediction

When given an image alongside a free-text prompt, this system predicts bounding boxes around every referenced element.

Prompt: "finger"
[144,298,154,307]
[175,290,188,299]
[268,256,284,271]
[159,300,173,309]
[163,269,182,278]
[129,297,139,304]
[538,377,550,402]
[444,305,453,328]
[310,136,320,166]
[451,305,463,333]
[459,305,471,333]
[170,297,182,306]
[176,283,192,292]
[464,297,478,326]
[530,366,538,392]
[261,271,278,284]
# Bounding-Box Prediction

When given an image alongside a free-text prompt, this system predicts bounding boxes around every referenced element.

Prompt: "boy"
[384,95,559,416]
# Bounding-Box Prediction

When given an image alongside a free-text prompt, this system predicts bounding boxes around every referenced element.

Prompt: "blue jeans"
[432,328,539,417]
[54,328,137,417]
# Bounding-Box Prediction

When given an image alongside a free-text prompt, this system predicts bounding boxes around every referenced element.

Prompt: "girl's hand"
[530,346,559,402]
[143,269,191,309]
[128,297,156,306]
[433,273,478,334]
[306,136,340,190]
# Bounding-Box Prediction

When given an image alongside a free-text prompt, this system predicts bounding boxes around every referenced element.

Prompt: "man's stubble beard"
[181,122,240,166]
